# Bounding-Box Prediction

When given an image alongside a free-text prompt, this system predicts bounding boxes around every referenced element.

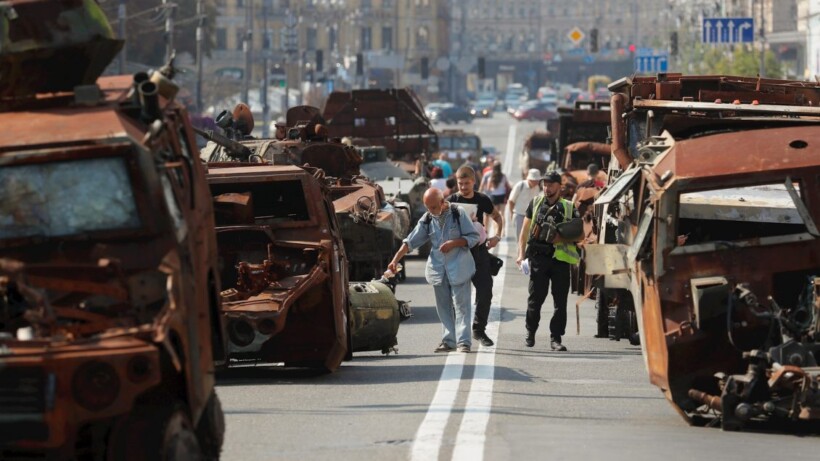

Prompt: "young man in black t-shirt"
[447,165,504,347]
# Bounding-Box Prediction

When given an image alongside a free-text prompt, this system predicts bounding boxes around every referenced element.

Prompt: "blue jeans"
[432,278,473,347]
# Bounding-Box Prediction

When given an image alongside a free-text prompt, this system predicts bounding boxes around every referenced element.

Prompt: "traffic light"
[590,28,599,53]
[316,49,323,73]
[356,53,363,76]
[421,57,429,80]
[478,57,486,80]
[670,32,678,57]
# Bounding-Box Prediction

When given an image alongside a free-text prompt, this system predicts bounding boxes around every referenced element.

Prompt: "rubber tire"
[109,403,202,461]
[195,391,225,461]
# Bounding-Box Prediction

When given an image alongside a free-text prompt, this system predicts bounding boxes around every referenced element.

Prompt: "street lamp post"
[195,0,204,113]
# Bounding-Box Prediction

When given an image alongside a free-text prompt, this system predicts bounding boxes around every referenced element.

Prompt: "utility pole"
[284,9,298,113]
[118,0,126,73]
[242,1,253,104]
[261,0,270,138]
[759,0,766,77]
[195,0,204,113]
[163,0,175,63]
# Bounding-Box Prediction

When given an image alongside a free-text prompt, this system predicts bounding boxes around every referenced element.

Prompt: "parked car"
[431,105,473,124]
[470,100,495,118]
[424,102,451,119]
[512,101,558,121]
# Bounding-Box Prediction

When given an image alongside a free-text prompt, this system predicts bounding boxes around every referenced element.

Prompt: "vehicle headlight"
[73,361,120,411]
[470,109,476,115]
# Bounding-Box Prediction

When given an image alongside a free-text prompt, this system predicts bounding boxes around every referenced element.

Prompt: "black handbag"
[489,254,504,276]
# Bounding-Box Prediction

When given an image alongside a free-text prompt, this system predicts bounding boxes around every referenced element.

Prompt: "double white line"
[410,124,516,461]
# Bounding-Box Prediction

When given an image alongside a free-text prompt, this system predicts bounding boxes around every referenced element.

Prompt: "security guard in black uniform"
[516,171,582,351]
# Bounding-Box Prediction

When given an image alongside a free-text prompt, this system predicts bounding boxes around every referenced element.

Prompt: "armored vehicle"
[207,164,404,370]
[323,89,437,174]
[358,145,428,236]
[587,74,820,431]
[520,131,555,177]
[0,1,224,458]
[200,106,410,281]
[432,129,483,173]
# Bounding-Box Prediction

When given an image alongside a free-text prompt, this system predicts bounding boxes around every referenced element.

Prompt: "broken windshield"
[0,157,142,241]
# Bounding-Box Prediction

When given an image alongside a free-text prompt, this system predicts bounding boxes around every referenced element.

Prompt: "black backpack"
[423,204,504,275]
[422,203,461,226]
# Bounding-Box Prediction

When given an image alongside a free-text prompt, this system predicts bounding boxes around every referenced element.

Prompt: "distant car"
[512,102,557,121]
[431,105,473,124]
[470,100,495,118]
[424,102,451,119]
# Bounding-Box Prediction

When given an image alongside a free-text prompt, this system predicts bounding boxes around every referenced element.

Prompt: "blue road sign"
[702,17,754,44]
[583,54,595,64]
[634,53,668,74]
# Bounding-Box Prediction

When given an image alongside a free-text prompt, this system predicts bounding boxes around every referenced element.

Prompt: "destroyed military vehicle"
[207,164,405,370]
[586,74,820,431]
[200,106,410,281]
[357,145,428,238]
[0,1,224,458]
[323,88,438,174]
[520,131,555,178]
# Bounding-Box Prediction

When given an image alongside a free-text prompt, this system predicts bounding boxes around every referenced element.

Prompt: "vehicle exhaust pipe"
[139,81,161,123]
[610,93,632,169]
[131,71,149,106]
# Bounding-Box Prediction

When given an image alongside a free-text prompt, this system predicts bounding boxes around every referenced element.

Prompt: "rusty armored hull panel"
[207,165,349,370]
[200,119,410,282]
[590,74,820,431]
[207,164,405,368]
[0,76,224,459]
[322,89,437,166]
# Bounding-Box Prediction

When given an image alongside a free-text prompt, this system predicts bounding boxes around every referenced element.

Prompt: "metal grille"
[0,367,46,414]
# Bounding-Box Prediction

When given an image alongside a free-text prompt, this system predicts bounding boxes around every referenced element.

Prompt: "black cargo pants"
[525,252,570,340]
[471,244,493,333]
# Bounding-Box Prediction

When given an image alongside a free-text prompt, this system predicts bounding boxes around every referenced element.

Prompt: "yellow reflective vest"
[528,196,580,265]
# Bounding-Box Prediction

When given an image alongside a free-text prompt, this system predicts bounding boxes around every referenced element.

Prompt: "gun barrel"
[192,126,253,161]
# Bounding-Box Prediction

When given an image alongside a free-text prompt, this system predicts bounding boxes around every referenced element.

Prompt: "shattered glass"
[0,157,141,239]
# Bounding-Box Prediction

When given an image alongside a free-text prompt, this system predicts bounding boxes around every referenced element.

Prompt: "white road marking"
[503,124,517,175]
[410,123,518,461]
[410,352,466,460]
[452,235,507,461]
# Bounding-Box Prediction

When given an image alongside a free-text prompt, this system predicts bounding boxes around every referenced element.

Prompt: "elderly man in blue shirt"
[388,188,480,353]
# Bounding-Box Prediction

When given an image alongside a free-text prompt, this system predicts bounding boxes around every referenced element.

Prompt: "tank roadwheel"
[195,391,225,461]
[109,403,203,461]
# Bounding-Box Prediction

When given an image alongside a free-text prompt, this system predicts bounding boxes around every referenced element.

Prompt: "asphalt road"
[215,116,819,461]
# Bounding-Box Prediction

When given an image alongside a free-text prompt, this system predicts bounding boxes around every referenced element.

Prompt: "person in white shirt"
[508,168,542,241]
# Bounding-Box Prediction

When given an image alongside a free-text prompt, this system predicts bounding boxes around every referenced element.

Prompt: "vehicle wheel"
[109,403,202,461]
[195,391,225,461]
